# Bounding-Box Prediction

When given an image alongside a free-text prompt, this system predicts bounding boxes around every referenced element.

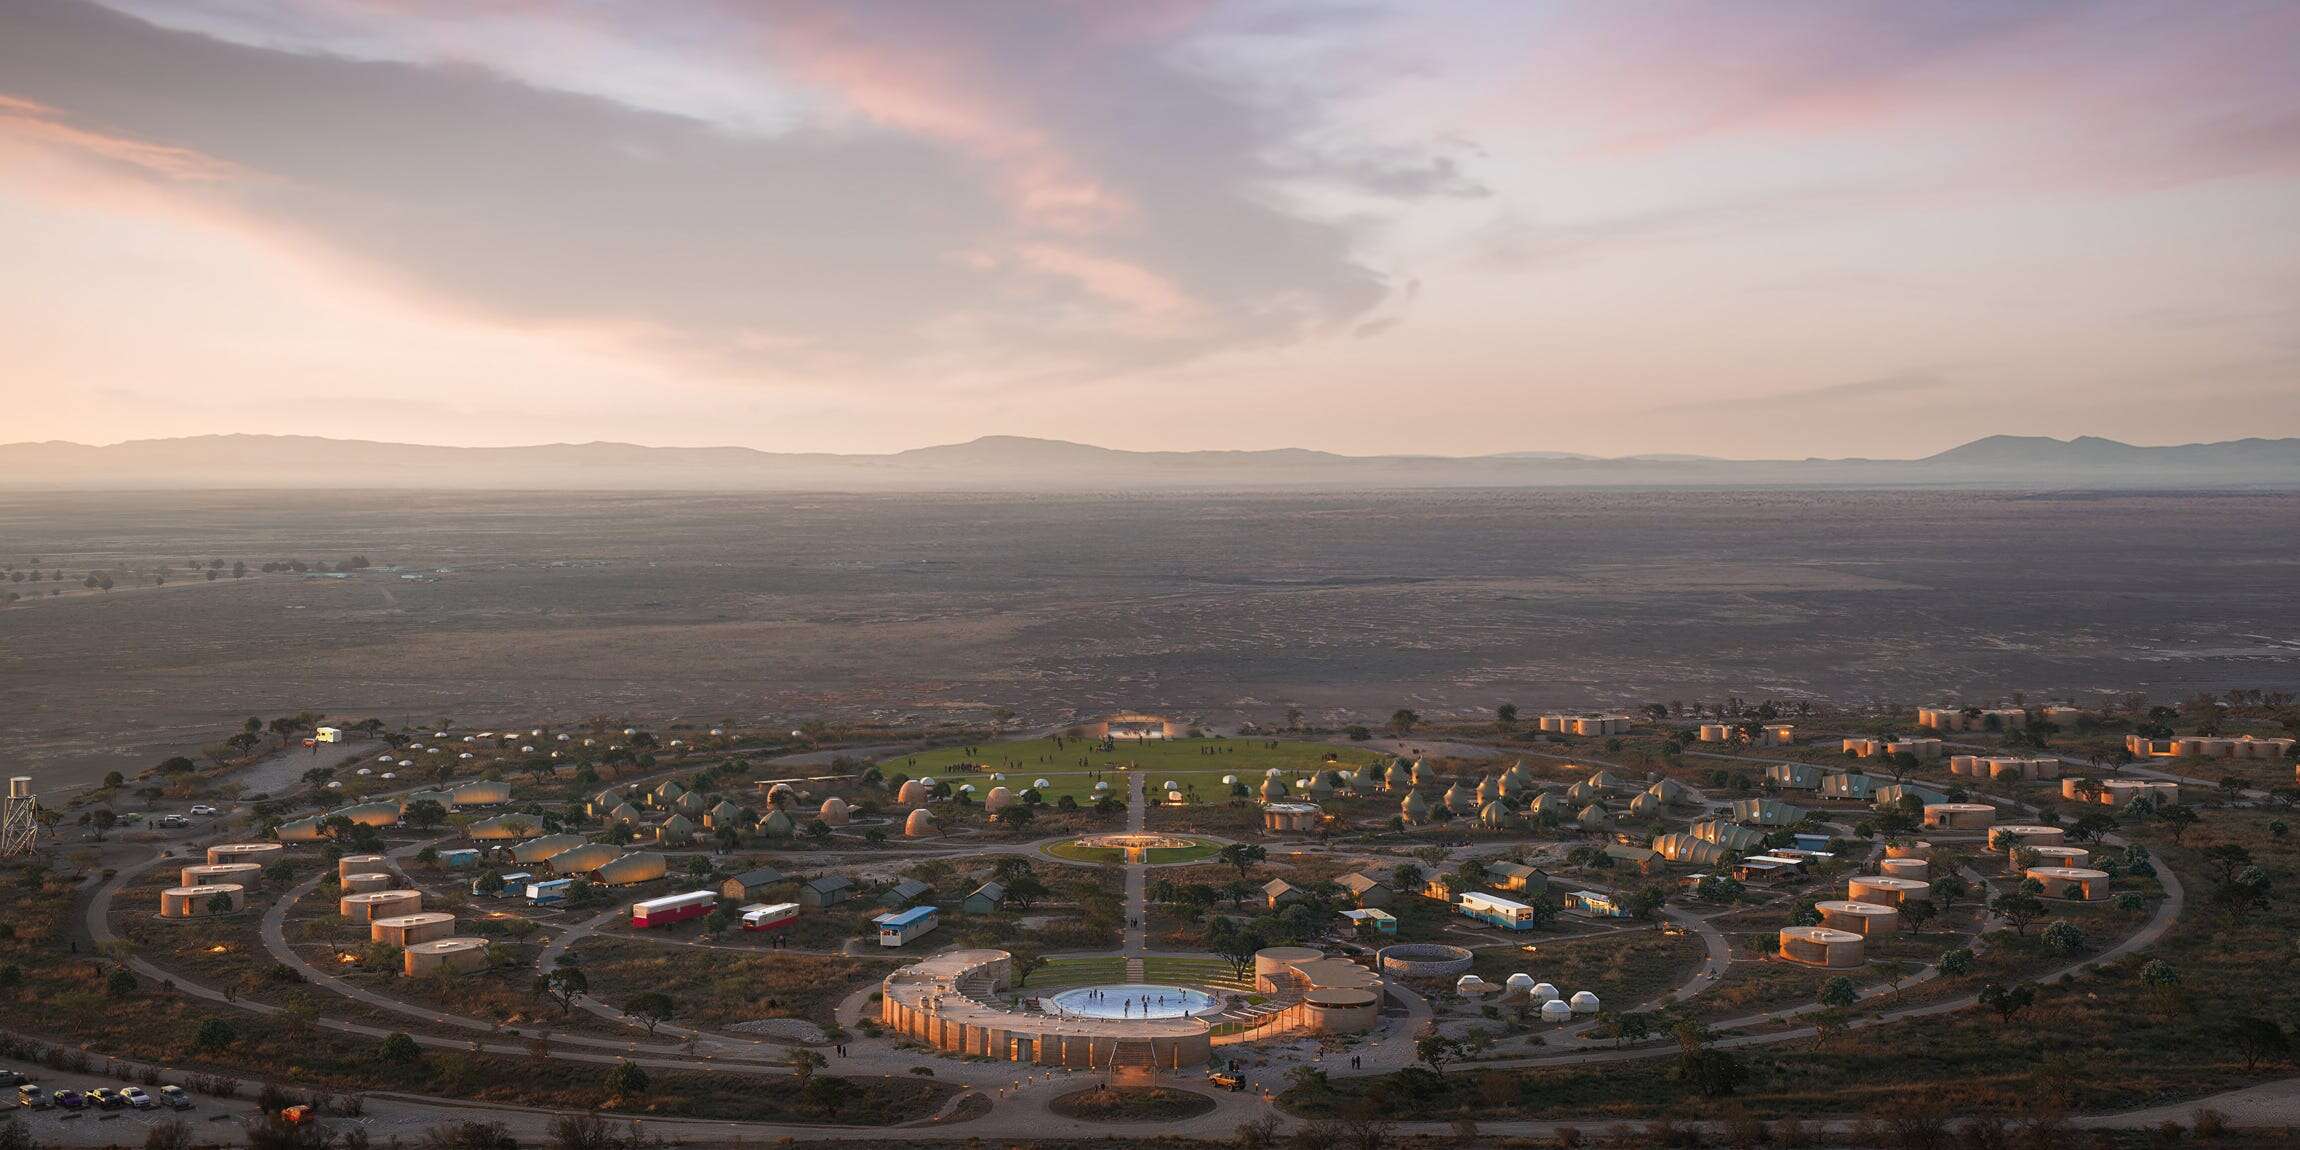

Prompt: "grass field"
[878,736,1383,805]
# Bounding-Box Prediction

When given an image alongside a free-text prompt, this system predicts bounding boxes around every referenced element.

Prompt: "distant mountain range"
[1,433,2295,490]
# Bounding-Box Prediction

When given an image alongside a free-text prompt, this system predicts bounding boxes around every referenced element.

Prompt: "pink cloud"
[0,93,244,182]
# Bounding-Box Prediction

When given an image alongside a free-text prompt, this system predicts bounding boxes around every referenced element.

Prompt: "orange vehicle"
[280,1105,315,1125]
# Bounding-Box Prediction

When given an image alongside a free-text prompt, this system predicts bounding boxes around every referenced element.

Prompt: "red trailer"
[740,902,800,931]
[630,889,717,928]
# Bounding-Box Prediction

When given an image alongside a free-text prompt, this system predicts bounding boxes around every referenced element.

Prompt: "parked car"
[117,813,144,825]
[16,1085,46,1109]
[154,815,188,829]
[120,1087,154,1109]
[52,1089,83,1110]
[157,1085,193,1110]
[0,1070,23,1087]
[189,805,220,817]
[1660,923,1688,937]
[88,1088,123,1109]
[1206,1070,1245,1091]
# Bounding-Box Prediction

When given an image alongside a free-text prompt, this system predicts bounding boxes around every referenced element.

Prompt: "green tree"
[603,1060,649,1099]
[1218,842,1267,880]
[1415,1033,1463,1071]
[194,1018,236,1051]
[1939,948,1975,977]
[1818,976,1857,1009]
[1978,982,2035,1024]
[378,1031,422,1063]
[625,992,675,1036]
[784,1048,827,1084]
[1390,709,1419,736]
[1007,944,1048,989]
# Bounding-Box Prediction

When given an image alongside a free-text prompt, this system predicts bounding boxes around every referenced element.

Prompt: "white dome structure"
[1569,990,1601,1014]
[1221,775,1239,785]
[1456,975,1495,997]
[991,773,1005,781]
[1540,1000,1574,1022]
[1532,982,1559,1002]
[1094,781,1111,792]
[1504,972,1537,992]
[1266,767,1283,777]
[1034,778,1052,789]
[1162,780,1179,791]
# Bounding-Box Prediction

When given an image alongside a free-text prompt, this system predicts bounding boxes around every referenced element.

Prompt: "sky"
[2,1,2298,459]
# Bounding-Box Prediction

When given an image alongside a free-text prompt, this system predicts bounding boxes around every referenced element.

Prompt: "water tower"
[1,777,38,858]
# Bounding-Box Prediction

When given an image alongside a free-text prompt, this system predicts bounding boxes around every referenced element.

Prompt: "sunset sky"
[4,1,2298,457]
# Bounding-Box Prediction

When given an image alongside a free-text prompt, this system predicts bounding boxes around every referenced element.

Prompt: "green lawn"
[877,737,1383,805]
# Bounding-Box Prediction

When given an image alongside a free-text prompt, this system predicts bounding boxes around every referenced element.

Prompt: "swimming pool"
[1042,983,1221,1020]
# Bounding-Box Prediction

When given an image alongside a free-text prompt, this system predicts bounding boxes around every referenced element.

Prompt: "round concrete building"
[372,912,457,948]
[207,843,283,866]
[180,863,263,887]
[1846,875,1931,906]
[160,884,245,918]
[341,889,423,922]
[1921,803,1997,831]
[402,938,490,977]
[1816,900,1900,936]
[1878,857,1930,880]
[1779,925,1866,967]
[2026,866,2111,901]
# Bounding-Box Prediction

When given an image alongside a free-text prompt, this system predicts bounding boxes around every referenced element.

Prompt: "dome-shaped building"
[510,833,588,864]
[1260,776,1290,802]
[549,843,621,875]
[1645,778,1689,805]
[1627,791,1664,819]
[1539,1000,1573,1022]
[818,796,851,826]
[759,809,796,839]
[705,800,744,829]
[1442,782,1475,815]
[672,791,709,816]
[1475,776,1500,806]
[1566,780,1603,805]
[903,808,936,838]
[983,786,1015,813]
[895,779,932,806]
[653,780,686,805]
[1576,804,1613,831]
[1569,990,1601,1014]
[1383,760,1412,792]
[607,802,643,825]
[655,814,696,846]
[595,852,667,886]
[1400,790,1434,824]
[1478,801,1519,830]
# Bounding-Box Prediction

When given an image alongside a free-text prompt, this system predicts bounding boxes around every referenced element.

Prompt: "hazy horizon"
[6,428,2298,462]
[4,2,2299,457]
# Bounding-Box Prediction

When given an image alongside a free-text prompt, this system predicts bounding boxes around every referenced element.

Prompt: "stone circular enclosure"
[1377,943,1474,977]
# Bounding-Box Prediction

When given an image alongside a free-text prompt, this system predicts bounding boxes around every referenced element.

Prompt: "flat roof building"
[1779,925,1866,967]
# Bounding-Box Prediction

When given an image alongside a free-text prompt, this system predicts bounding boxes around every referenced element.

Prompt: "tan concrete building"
[1922,802,1997,831]
[1878,857,1930,880]
[1816,900,1900,936]
[160,884,245,918]
[1846,875,1931,906]
[1263,802,1321,833]
[341,872,395,894]
[341,889,422,922]
[207,843,283,867]
[2025,866,2111,901]
[1541,714,1632,736]
[402,937,490,977]
[180,863,263,887]
[1918,707,2027,732]
[371,912,457,948]
[1779,925,1866,967]
[1950,755,2061,781]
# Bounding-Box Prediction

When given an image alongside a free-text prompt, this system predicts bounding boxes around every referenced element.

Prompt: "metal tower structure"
[0,777,38,858]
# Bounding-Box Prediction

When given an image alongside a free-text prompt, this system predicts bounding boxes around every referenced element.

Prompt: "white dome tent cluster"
[1464,970,1600,1021]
